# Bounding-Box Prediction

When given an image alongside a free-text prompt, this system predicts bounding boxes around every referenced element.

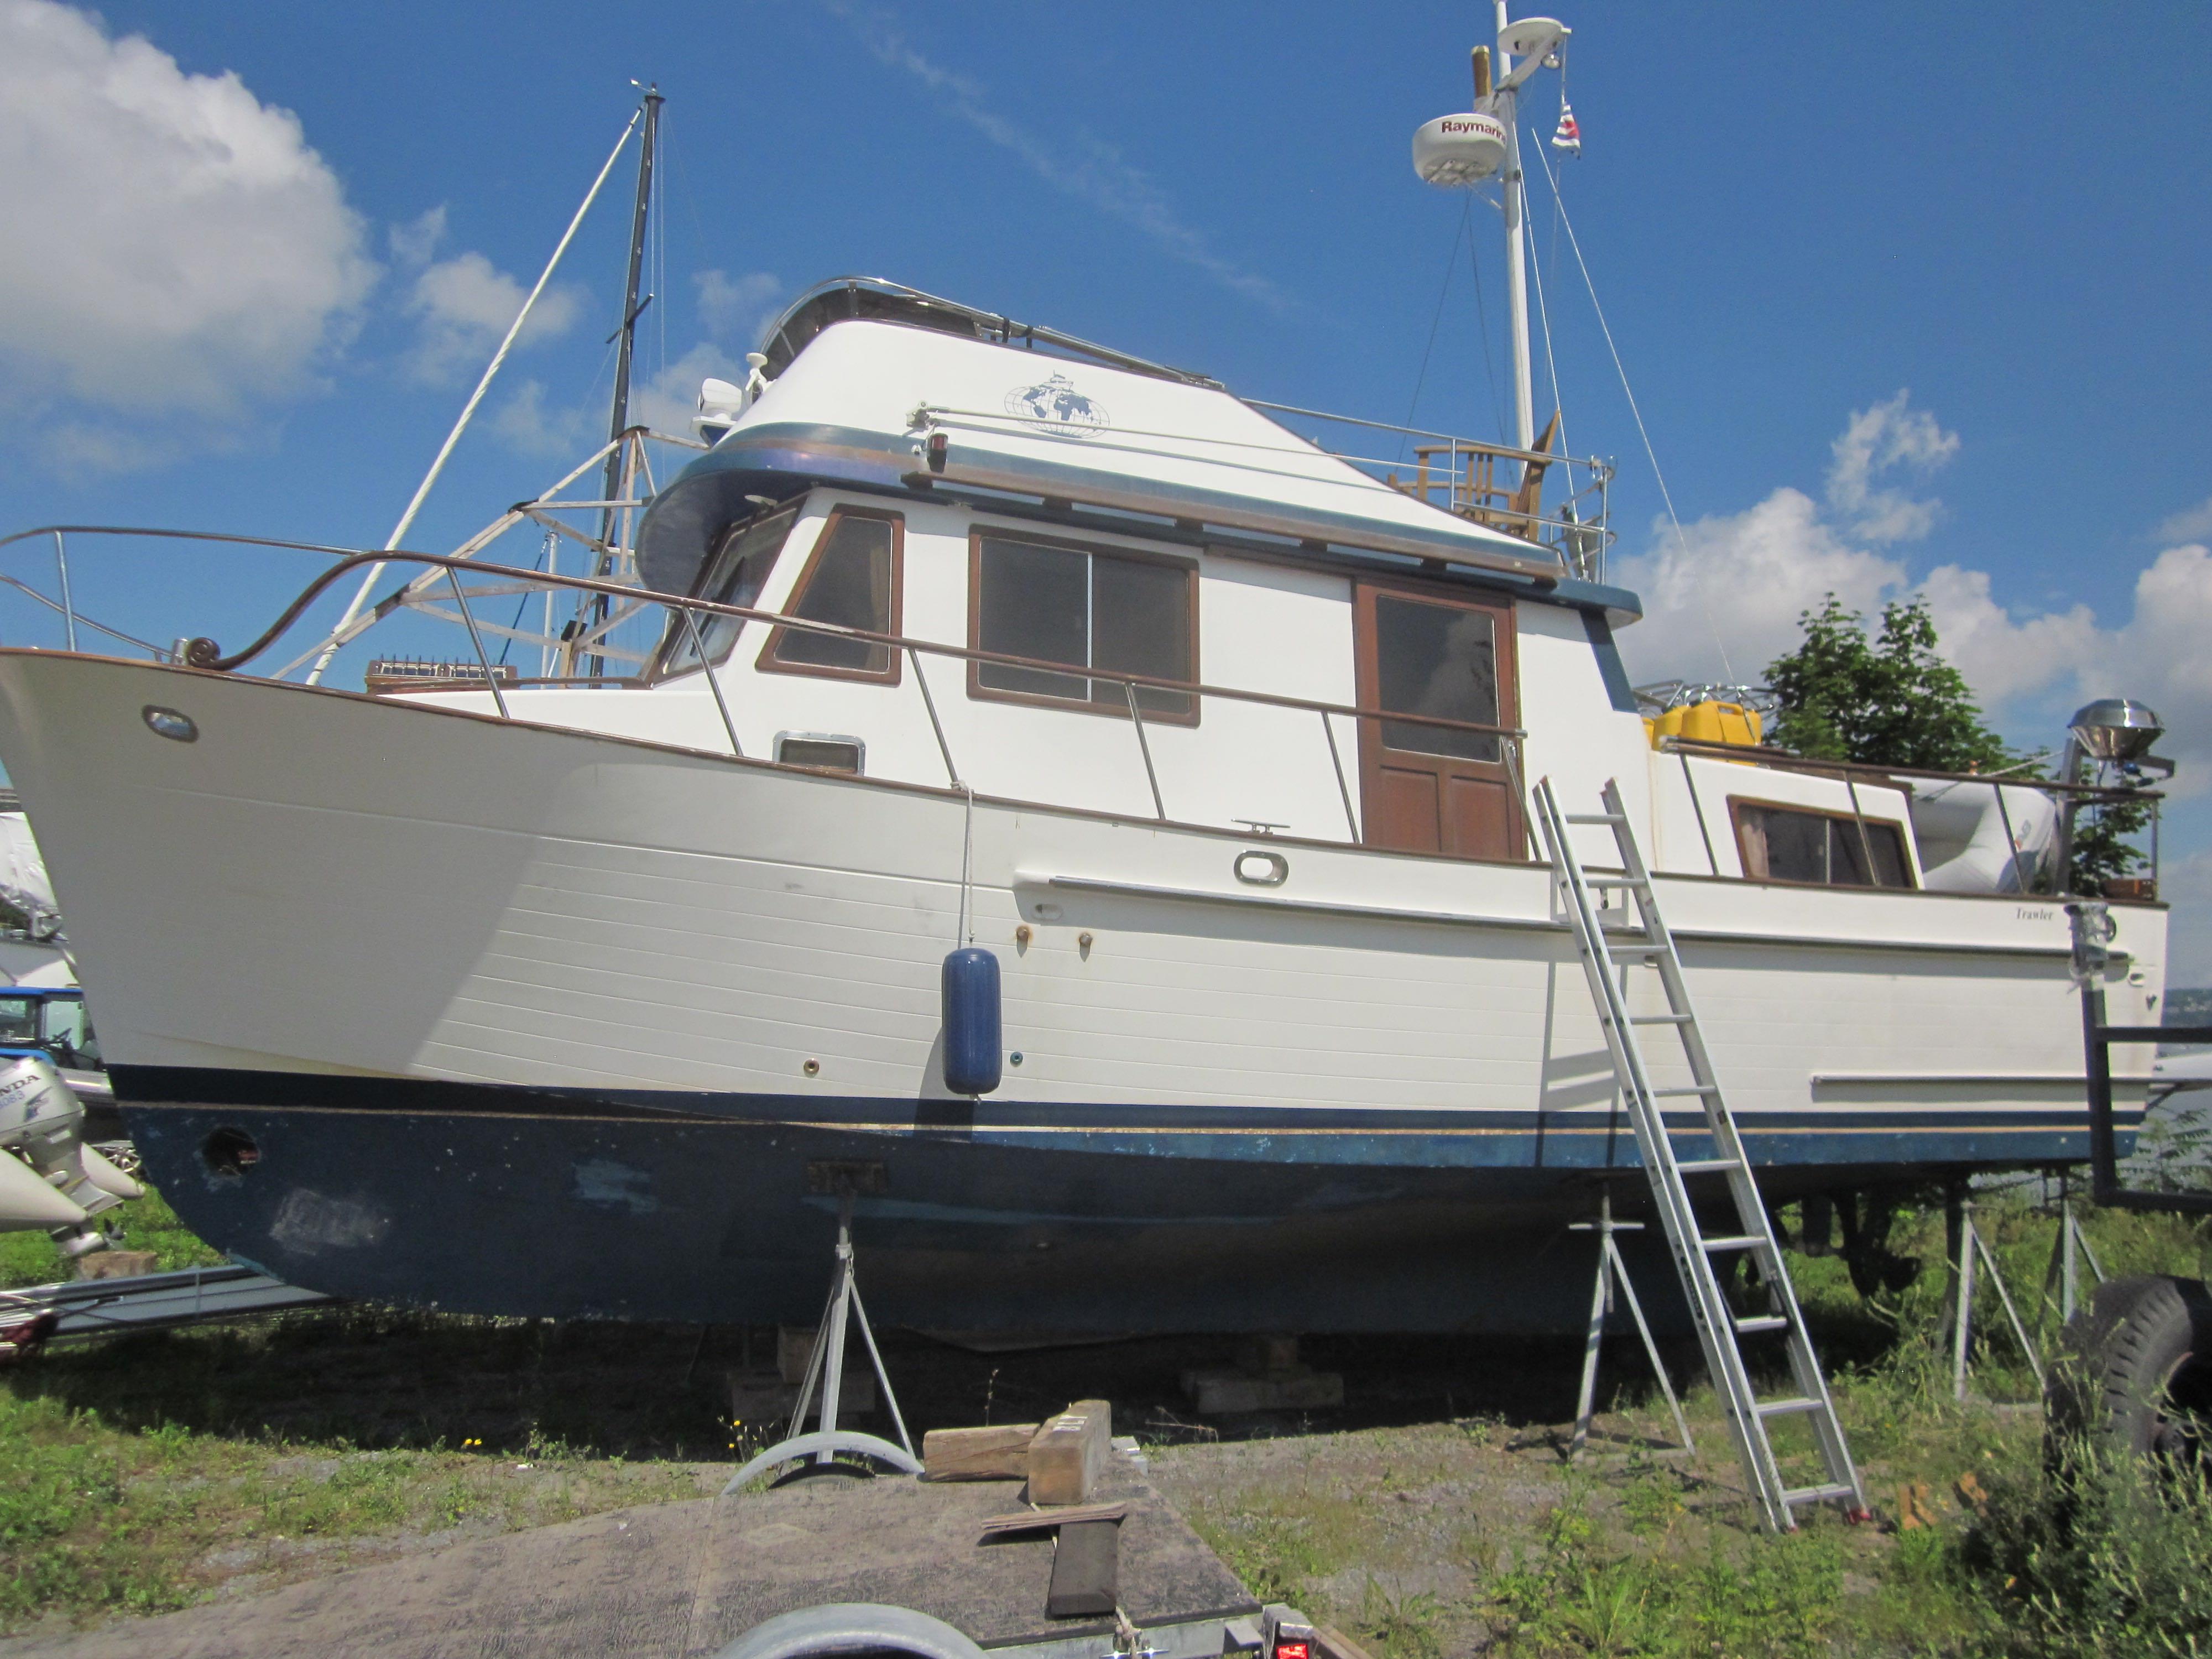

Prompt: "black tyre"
[2047,1274,2212,1463]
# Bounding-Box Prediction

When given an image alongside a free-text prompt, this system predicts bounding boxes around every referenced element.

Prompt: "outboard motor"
[0,1051,141,1258]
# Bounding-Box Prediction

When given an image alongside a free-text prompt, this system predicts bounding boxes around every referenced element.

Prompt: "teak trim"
[1726,794,1916,891]
[963,525,1201,726]
[756,506,905,686]
[1351,575,1523,859]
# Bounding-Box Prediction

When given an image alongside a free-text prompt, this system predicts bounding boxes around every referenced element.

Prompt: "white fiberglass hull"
[0,651,2158,1329]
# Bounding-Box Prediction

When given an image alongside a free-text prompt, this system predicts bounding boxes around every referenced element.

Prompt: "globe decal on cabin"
[1003,373,1110,437]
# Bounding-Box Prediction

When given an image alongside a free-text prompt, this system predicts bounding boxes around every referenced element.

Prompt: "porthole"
[142,705,198,743]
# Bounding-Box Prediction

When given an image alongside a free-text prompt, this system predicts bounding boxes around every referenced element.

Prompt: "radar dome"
[1412,112,1507,187]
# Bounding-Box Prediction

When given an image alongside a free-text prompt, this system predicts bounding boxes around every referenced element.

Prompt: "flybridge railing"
[0,528,1527,846]
[1244,400,1614,582]
[910,400,1614,582]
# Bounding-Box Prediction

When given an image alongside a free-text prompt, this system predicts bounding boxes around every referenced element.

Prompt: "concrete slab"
[0,1463,1254,1659]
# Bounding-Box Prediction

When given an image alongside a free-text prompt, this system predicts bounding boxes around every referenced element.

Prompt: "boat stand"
[2039,1175,2107,1324]
[1949,1197,2046,1401]
[1567,1191,1694,1460]
[721,1191,921,1493]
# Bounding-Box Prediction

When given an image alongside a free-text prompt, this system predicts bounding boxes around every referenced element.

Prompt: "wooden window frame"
[1726,794,1917,890]
[651,503,802,682]
[963,526,1201,727]
[755,505,905,687]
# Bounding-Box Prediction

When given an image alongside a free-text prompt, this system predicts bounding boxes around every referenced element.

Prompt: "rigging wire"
[1466,194,1506,444]
[1528,134,1734,680]
[1522,148,1570,462]
[1397,194,1471,462]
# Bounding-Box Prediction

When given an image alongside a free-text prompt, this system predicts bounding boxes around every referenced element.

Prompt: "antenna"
[1411,12,1569,456]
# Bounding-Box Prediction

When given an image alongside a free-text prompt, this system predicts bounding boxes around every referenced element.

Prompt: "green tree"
[1763,595,2013,772]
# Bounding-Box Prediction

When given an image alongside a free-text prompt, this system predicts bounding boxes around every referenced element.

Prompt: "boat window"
[759,509,901,682]
[1732,800,1912,889]
[0,995,34,1045]
[659,505,799,677]
[1373,594,1501,762]
[968,531,1197,720]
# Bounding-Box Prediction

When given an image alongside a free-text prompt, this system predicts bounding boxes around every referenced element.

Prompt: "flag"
[1552,103,1582,156]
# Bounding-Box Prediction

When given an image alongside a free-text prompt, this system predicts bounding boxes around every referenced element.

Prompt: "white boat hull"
[0,651,2158,1329]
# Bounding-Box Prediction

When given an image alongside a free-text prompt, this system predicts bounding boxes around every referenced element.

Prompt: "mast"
[600,84,663,568]
[1495,2,1536,453]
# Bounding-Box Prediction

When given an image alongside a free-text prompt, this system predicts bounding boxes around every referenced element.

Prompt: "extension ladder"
[1532,776,1866,1532]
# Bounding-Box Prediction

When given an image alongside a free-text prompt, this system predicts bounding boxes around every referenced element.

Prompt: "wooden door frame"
[1351,575,1524,858]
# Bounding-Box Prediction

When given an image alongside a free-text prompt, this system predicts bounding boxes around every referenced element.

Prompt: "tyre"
[2047,1274,2212,1463]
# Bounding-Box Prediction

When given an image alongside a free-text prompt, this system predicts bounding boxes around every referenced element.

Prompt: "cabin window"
[759,508,902,683]
[968,531,1197,720]
[1373,594,1502,763]
[1731,800,1913,889]
[660,504,799,676]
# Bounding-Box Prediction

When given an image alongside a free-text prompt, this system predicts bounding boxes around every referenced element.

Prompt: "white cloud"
[1911,563,2100,706]
[491,378,595,460]
[1824,389,1958,543]
[403,249,583,386]
[2154,495,2212,547]
[2162,847,2212,985]
[1614,403,2212,784]
[0,0,374,445]
[1612,486,1906,685]
[828,2,1291,314]
[388,205,448,270]
[695,269,781,344]
[632,340,750,437]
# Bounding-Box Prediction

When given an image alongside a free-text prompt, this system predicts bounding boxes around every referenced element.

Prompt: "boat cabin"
[393,280,2054,901]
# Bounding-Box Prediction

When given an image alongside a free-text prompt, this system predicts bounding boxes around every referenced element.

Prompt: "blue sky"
[3,1,2209,970]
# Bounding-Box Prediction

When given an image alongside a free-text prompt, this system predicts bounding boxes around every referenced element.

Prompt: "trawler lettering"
[0,18,2172,1336]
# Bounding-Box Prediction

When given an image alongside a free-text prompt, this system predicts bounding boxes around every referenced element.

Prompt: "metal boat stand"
[1948,1196,2047,1402]
[1567,1190,1694,1460]
[2039,1171,2108,1325]
[721,1188,921,1493]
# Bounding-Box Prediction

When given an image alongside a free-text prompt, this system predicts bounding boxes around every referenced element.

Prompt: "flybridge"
[646,279,1618,602]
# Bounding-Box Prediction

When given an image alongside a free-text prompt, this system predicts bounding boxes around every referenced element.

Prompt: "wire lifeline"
[1528,135,1734,681]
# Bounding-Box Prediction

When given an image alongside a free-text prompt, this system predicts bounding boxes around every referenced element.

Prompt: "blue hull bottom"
[115,1067,2112,1334]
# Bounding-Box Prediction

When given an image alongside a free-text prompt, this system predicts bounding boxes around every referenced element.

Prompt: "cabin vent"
[774,733,865,775]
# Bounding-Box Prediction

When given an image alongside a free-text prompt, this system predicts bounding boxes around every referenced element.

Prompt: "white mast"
[1495,1,1536,453]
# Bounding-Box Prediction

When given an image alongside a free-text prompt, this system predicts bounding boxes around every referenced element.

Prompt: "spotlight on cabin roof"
[2069,697,2165,762]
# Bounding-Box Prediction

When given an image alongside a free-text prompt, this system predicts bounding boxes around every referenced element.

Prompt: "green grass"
[7,1183,2212,1648]
[0,1389,706,1631]
[0,1186,225,1289]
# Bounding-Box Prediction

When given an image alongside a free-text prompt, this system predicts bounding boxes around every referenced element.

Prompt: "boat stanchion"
[722,1172,920,1494]
[1566,1189,1694,1460]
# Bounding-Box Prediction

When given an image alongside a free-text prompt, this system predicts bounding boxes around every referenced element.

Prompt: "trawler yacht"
[0,26,2169,1332]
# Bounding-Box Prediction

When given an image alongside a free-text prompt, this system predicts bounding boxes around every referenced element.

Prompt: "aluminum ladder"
[1532,775,1866,1532]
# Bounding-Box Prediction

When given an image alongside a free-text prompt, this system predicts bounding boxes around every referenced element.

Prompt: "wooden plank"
[1026,1398,1111,1506]
[1316,1623,1383,1659]
[922,1423,1039,1481]
[976,1500,1130,1536]
[1044,1520,1120,1618]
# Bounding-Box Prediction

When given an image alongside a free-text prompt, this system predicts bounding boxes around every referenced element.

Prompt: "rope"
[957,784,977,946]
[1529,136,1734,681]
[1524,170,1569,462]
